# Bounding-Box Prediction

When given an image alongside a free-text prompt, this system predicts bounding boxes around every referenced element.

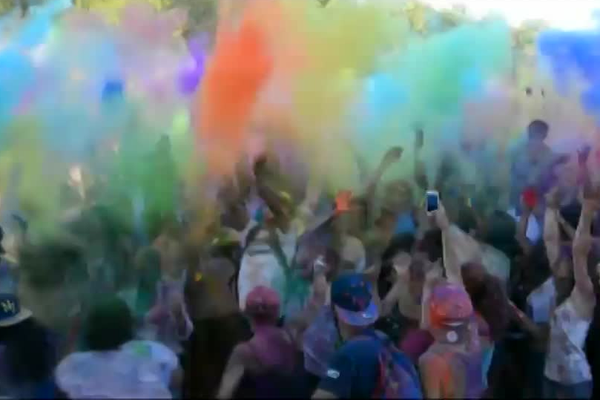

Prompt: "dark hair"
[415,229,443,263]
[528,119,549,139]
[382,233,416,263]
[482,211,520,260]
[0,318,57,385]
[83,297,133,351]
[559,202,582,241]
[462,262,510,342]
[523,241,553,292]
[378,234,416,297]
[18,238,87,290]
[457,205,478,234]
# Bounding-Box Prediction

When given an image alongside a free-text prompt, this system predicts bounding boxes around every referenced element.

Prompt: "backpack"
[361,331,423,399]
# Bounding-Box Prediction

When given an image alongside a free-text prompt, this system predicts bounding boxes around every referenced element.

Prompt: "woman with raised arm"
[217,256,329,399]
[543,195,597,398]
[417,202,488,399]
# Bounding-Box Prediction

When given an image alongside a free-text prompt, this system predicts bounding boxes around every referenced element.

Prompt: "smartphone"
[426,191,439,214]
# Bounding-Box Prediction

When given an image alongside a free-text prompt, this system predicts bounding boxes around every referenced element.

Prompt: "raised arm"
[285,256,329,344]
[543,189,561,272]
[217,345,246,399]
[435,202,464,286]
[572,199,597,307]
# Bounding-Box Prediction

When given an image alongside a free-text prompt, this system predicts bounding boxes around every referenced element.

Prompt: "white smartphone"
[426,190,440,215]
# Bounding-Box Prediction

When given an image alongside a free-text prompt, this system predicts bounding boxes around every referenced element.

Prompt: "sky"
[422,0,600,30]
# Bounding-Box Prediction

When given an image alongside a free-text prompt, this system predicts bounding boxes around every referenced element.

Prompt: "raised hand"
[380,146,404,170]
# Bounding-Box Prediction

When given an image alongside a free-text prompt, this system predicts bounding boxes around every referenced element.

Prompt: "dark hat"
[331,273,378,326]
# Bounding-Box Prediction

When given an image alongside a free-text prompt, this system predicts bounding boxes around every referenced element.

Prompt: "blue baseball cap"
[0,293,31,327]
[331,273,378,326]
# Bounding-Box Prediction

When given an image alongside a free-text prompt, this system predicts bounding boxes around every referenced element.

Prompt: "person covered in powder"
[238,154,323,320]
[510,119,569,214]
[217,254,330,399]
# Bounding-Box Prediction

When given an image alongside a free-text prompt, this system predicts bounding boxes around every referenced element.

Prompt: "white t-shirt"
[507,208,542,243]
[238,221,301,315]
[526,277,556,324]
[56,340,178,399]
[544,293,593,384]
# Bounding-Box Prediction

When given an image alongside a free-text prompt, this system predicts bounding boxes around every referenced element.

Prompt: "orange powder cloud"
[194,9,273,177]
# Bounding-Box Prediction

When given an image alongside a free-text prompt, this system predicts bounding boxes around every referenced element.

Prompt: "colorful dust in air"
[538,27,600,131]
[348,18,513,184]
[3,0,600,235]
[0,0,201,234]
[194,4,273,177]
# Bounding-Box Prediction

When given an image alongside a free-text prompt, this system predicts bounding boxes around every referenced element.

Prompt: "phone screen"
[426,192,439,213]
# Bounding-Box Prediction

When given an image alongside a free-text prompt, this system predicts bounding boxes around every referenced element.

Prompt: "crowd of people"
[1,119,600,399]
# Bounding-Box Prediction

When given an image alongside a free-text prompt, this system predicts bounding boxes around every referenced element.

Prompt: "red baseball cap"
[428,283,473,328]
[245,286,280,321]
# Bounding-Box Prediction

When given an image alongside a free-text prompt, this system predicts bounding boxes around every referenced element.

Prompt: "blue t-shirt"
[394,212,416,235]
[317,329,384,399]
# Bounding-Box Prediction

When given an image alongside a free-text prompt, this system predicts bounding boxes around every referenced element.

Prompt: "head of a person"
[527,119,549,143]
[383,179,414,213]
[331,273,379,341]
[461,262,510,341]
[245,286,281,329]
[527,120,549,159]
[480,211,520,260]
[415,228,443,263]
[83,297,134,351]
[381,233,416,285]
[17,237,87,330]
[334,196,368,237]
[428,283,474,344]
[0,293,56,385]
[559,202,582,243]
[155,233,187,279]
[456,204,479,237]
[519,241,552,295]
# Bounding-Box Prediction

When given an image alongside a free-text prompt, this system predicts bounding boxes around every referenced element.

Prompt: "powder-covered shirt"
[238,219,306,318]
[303,306,338,378]
[419,342,486,399]
[527,277,557,324]
[143,271,193,355]
[55,340,178,399]
[544,293,593,385]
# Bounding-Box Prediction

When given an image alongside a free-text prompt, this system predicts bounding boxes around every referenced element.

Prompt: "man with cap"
[312,273,422,399]
[0,291,59,398]
[419,282,486,399]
